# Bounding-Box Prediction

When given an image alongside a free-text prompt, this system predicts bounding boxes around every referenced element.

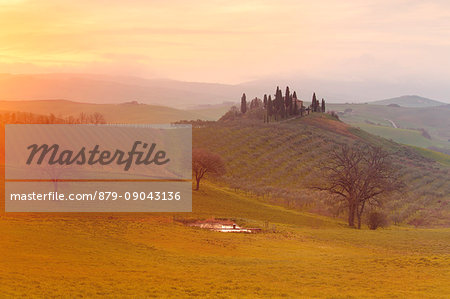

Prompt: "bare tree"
[90,112,106,124]
[192,148,225,190]
[78,112,88,124]
[316,144,401,228]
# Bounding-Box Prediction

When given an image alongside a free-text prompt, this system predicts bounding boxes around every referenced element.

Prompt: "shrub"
[367,211,388,230]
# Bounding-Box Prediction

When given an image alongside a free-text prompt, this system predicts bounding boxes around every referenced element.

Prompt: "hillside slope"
[194,114,450,227]
[1,109,448,226]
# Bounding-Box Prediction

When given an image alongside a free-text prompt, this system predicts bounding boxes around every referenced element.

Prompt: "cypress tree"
[277,88,285,119]
[276,86,280,114]
[312,92,317,112]
[241,93,247,114]
[292,91,298,115]
[275,87,283,120]
[267,95,273,122]
[285,86,290,116]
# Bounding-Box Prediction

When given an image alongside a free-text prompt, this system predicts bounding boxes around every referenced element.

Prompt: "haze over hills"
[2,73,450,109]
[0,73,241,109]
[239,76,450,104]
[370,95,446,107]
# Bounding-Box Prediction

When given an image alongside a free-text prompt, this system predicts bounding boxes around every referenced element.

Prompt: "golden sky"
[0,0,449,84]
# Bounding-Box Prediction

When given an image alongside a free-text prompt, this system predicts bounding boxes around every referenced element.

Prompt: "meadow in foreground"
[1,183,449,298]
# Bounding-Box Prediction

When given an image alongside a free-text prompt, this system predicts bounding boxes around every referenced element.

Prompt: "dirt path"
[386,119,398,128]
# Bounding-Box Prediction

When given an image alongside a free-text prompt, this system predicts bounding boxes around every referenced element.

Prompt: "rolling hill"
[193,114,450,227]
[0,109,449,297]
[371,95,446,107]
[1,108,448,226]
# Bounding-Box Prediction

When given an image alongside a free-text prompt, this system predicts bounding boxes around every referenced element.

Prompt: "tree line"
[238,86,326,122]
[0,111,106,125]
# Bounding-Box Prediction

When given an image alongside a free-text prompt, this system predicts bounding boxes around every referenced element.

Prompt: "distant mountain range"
[370,95,446,107]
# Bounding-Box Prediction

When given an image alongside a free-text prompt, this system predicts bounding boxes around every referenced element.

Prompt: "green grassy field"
[1,182,449,297]
[410,147,450,167]
[352,123,449,152]
[327,103,450,152]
